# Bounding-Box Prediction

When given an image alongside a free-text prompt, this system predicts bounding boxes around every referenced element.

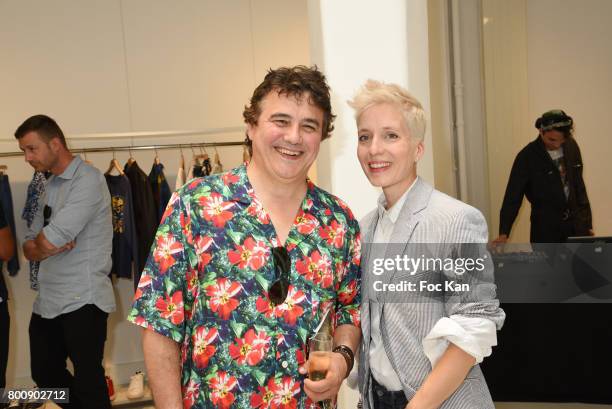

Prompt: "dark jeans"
[29,304,110,409]
[0,301,8,389]
[372,377,408,409]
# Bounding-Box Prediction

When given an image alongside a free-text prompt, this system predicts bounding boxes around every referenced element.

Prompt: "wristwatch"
[332,344,354,379]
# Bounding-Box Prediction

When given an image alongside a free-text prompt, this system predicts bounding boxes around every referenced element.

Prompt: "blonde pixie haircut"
[348,79,427,141]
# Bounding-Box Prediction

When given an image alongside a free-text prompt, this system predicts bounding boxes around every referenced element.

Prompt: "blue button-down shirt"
[25,156,115,318]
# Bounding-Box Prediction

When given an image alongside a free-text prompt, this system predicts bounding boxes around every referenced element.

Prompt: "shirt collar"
[56,156,82,180]
[377,177,419,223]
[227,163,316,206]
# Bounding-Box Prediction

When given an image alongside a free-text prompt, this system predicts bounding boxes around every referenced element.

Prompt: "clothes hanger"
[154,147,160,165]
[212,146,223,174]
[179,145,185,169]
[194,145,209,161]
[200,146,211,175]
[83,151,93,165]
[190,145,201,165]
[0,164,7,175]
[126,147,135,166]
[105,150,124,175]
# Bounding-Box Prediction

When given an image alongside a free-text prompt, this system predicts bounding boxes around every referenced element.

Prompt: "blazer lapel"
[380,178,433,291]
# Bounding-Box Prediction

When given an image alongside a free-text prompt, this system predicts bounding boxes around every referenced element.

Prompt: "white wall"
[0,0,311,387]
[526,0,612,237]
[308,0,435,221]
[482,0,534,243]
[307,1,435,406]
[482,0,612,242]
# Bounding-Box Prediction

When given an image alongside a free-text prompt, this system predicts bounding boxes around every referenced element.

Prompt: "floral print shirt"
[128,164,361,409]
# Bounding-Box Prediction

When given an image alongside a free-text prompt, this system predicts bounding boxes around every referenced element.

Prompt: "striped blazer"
[357,178,505,409]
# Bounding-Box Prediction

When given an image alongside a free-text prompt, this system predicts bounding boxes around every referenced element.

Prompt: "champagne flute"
[308,333,333,408]
[308,333,332,380]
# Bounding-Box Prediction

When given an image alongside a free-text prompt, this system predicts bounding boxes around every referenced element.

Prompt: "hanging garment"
[202,155,212,176]
[148,163,171,221]
[0,174,19,278]
[187,158,205,180]
[124,161,158,289]
[105,174,138,279]
[211,151,223,174]
[22,171,48,290]
[175,162,186,191]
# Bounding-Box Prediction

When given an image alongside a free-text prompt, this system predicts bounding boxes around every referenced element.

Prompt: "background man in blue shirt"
[16,115,115,409]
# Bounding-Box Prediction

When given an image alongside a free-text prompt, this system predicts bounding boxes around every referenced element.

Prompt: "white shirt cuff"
[422,315,498,368]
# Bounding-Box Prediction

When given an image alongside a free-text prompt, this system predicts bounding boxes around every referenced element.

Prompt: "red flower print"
[185,269,199,302]
[275,286,306,326]
[137,273,152,288]
[133,274,152,300]
[295,251,333,288]
[338,280,358,304]
[155,291,184,325]
[180,211,193,245]
[256,295,277,318]
[206,278,242,320]
[294,212,318,235]
[160,204,174,224]
[227,237,269,270]
[247,199,270,224]
[228,328,271,366]
[209,371,237,409]
[132,288,142,302]
[182,379,200,408]
[192,326,219,369]
[199,192,236,228]
[222,172,239,185]
[132,315,146,327]
[153,233,184,274]
[349,307,361,327]
[352,234,362,266]
[270,376,300,409]
[194,235,214,269]
[295,347,306,365]
[250,378,276,408]
[318,220,346,248]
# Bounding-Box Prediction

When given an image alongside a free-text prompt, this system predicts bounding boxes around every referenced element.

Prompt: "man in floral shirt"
[128,66,361,408]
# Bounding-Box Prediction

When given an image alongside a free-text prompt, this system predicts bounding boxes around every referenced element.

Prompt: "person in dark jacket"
[0,201,15,391]
[493,110,593,244]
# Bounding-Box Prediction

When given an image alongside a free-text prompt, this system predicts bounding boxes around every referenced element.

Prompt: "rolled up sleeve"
[43,172,103,247]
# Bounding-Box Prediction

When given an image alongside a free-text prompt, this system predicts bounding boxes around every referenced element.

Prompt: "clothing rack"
[0,140,244,159]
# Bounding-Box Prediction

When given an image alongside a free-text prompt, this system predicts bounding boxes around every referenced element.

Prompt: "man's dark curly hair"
[242,65,336,154]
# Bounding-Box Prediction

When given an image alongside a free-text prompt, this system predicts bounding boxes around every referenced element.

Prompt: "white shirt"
[368,177,497,391]
[369,179,415,391]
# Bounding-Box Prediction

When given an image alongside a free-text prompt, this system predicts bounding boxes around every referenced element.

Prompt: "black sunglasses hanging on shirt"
[269,246,290,306]
[43,205,52,227]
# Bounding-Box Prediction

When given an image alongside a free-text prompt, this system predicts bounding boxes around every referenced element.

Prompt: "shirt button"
[281,361,288,369]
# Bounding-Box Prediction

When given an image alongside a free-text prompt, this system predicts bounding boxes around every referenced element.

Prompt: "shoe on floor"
[106,375,116,401]
[127,371,145,399]
[6,399,21,409]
